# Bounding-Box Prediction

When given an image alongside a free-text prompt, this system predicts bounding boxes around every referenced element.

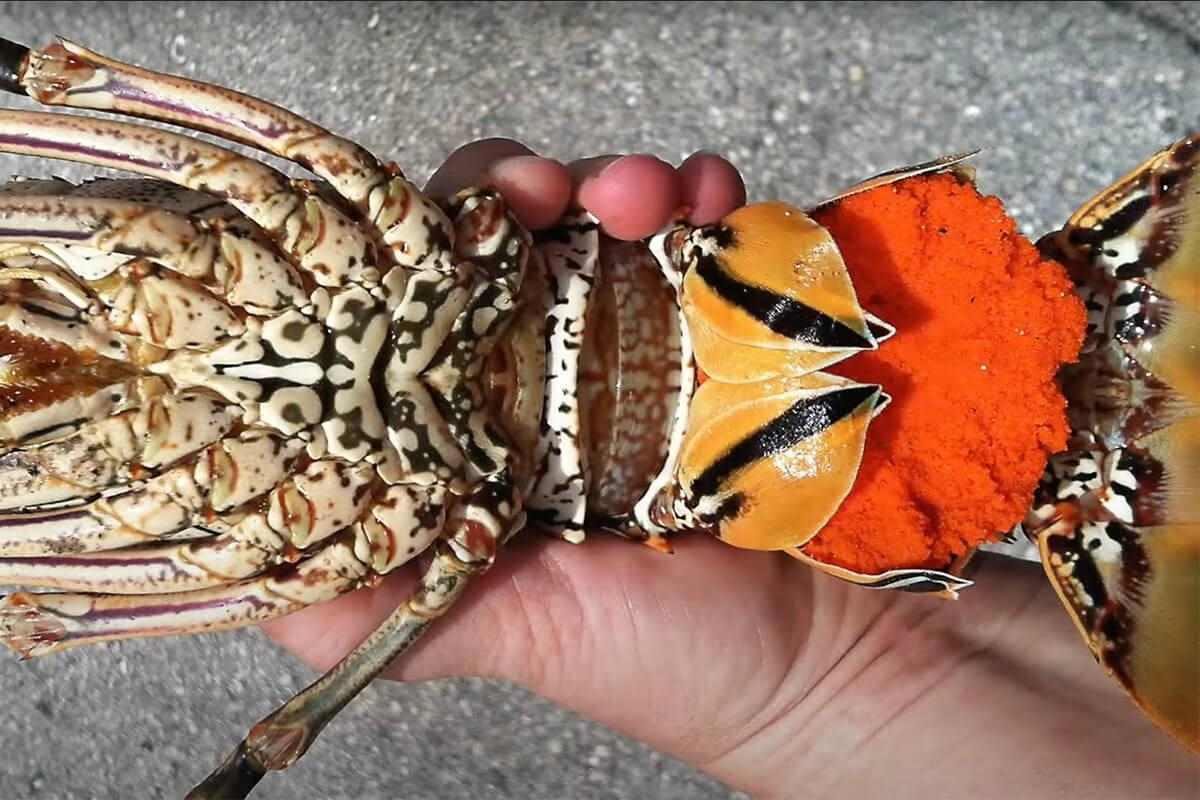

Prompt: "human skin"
[264,140,1200,800]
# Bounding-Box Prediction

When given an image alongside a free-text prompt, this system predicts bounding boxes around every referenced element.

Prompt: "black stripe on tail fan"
[695,254,874,350]
[690,384,880,501]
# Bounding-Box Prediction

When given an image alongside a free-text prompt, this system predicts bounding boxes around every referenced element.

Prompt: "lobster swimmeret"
[0,35,1192,799]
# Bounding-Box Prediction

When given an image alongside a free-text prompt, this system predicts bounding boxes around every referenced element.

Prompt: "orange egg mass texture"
[802,171,1088,575]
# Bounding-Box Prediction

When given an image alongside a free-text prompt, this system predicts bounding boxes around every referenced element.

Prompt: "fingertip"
[678,151,747,226]
[486,155,573,230]
[425,137,537,199]
[575,154,683,241]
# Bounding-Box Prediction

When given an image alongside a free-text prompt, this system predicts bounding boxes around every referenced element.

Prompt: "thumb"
[423,137,573,231]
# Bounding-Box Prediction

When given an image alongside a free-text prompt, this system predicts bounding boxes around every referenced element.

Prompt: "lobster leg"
[0,431,300,556]
[0,455,375,594]
[0,176,308,315]
[0,36,455,273]
[0,529,370,659]
[0,190,308,319]
[0,506,209,558]
[0,533,275,595]
[0,472,451,651]
[0,389,239,507]
[0,108,378,289]
[188,471,520,800]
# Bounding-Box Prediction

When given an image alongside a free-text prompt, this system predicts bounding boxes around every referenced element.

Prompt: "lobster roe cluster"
[803,172,1088,575]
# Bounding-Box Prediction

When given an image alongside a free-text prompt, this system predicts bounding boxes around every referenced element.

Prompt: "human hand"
[263,141,1199,800]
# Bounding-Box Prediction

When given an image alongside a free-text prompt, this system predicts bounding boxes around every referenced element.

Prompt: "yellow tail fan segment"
[663,201,887,552]
[676,373,884,551]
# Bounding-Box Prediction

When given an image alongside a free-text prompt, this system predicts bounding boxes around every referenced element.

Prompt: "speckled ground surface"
[0,2,1194,799]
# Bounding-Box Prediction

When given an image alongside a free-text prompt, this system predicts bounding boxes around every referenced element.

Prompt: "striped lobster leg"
[4,37,455,273]
[0,429,303,556]
[0,389,240,512]
[0,454,372,595]
[0,530,371,659]
[0,178,310,317]
[0,469,459,652]
[0,109,379,290]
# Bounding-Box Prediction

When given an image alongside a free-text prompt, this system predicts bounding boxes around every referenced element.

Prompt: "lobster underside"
[1022,136,1200,753]
[0,34,1191,800]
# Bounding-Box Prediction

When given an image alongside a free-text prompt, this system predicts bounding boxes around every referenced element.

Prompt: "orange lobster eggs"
[802,172,1088,574]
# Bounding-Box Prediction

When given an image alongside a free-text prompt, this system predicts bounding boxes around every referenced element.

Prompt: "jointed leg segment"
[6,37,456,273]
[189,471,521,799]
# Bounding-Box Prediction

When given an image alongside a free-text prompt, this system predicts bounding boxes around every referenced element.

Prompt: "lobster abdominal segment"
[523,215,601,542]
[578,238,686,528]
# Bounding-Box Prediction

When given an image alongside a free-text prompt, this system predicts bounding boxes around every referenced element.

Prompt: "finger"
[424,137,535,198]
[677,151,747,226]
[487,155,574,230]
[424,137,573,231]
[571,154,684,241]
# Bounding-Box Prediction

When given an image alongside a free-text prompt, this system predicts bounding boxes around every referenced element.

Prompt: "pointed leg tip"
[642,535,675,555]
[186,740,268,800]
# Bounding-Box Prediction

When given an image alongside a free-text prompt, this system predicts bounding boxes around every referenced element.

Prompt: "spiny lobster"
[0,35,1192,799]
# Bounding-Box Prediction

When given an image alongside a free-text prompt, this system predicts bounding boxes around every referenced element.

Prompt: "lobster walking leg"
[0,530,369,658]
[0,110,378,288]
[0,176,309,315]
[1,36,455,273]
[188,469,519,800]
[0,456,376,594]
[0,506,202,557]
[0,389,240,509]
[0,191,306,324]
[0,463,460,657]
[0,430,303,556]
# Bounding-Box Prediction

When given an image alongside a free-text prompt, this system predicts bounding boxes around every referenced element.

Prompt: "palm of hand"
[265,141,1200,800]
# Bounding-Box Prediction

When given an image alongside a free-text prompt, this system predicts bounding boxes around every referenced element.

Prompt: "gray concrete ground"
[0,2,1194,799]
